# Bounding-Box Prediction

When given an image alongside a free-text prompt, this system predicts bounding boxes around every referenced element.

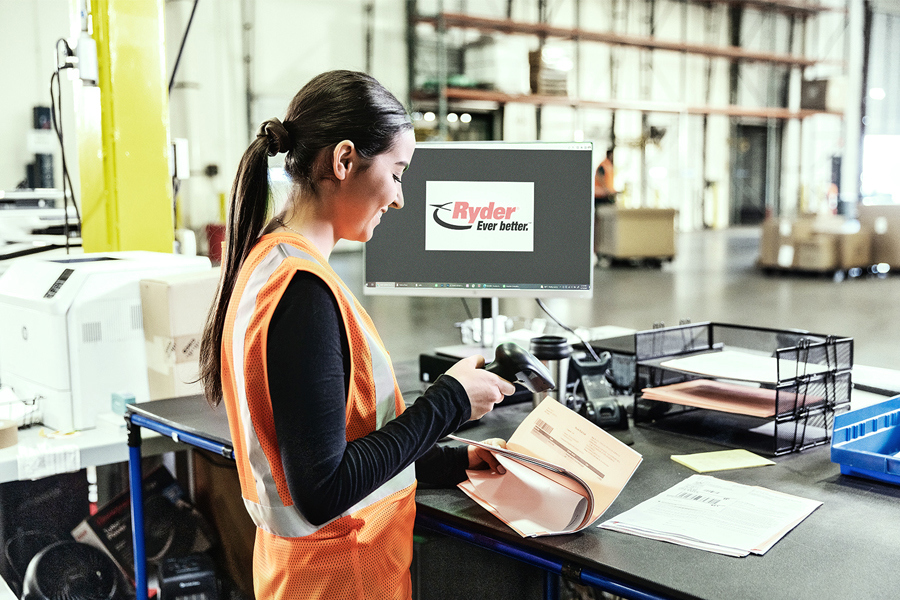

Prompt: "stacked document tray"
[633,322,852,455]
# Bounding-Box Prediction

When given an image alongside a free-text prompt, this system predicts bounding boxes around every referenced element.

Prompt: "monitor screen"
[364,141,594,298]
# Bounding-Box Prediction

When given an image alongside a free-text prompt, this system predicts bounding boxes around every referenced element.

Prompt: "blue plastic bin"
[831,396,900,486]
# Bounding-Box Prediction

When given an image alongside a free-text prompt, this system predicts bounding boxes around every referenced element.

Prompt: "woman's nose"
[392,188,404,209]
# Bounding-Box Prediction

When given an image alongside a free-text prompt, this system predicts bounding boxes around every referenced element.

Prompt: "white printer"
[0,251,211,431]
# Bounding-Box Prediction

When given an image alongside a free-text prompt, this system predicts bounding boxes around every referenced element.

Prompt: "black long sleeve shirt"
[266,271,470,526]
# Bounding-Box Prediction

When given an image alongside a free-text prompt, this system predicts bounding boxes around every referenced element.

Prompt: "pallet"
[758,263,891,282]
[598,254,674,269]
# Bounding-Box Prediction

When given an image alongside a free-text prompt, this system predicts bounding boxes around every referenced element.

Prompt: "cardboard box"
[758,218,796,268]
[140,268,220,400]
[759,216,869,271]
[528,49,569,96]
[837,230,871,269]
[858,204,900,267]
[595,207,677,259]
[794,235,838,271]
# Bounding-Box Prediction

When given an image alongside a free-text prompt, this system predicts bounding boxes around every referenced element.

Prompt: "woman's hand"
[467,438,507,474]
[445,355,516,420]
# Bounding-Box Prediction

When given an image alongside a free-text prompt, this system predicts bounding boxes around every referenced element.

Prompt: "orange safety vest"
[221,232,416,599]
[595,157,615,198]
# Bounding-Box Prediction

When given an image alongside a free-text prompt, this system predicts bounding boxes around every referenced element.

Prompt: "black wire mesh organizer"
[633,322,853,455]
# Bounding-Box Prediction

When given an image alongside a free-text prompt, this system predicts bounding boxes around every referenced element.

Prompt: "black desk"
[127,396,900,600]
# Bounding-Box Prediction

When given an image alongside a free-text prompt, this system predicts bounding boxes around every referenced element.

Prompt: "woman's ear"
[332,140,355,181]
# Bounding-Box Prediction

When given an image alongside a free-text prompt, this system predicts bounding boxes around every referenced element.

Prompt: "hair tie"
[256,118,292,157]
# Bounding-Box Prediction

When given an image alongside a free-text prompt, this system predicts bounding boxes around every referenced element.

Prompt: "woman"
[199,70,515,599]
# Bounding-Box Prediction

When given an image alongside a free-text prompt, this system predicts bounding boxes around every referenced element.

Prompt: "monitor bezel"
[363,141,594,299]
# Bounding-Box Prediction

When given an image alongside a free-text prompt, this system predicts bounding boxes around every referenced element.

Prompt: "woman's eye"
[393,174,402,184]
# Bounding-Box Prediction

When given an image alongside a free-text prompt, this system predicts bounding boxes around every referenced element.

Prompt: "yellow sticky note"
[671,449,775,473]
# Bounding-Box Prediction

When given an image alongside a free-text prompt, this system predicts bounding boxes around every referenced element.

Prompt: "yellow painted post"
[76,0,174,253]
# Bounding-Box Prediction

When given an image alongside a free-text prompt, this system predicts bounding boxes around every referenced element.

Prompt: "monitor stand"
[434,297,500,360]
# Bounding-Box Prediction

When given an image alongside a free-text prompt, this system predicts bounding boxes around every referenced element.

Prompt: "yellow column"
[76,0,174,253]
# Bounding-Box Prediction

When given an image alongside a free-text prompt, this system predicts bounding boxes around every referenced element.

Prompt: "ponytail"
[200,119,290,407]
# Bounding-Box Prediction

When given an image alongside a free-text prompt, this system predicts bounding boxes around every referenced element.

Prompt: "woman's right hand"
[445,355,517,420]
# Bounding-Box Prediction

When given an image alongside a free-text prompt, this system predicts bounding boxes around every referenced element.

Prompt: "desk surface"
[423,402,900,600]
[130,392,900,600]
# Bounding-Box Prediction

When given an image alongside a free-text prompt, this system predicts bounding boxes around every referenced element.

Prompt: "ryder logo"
[425,181,534,253]
[430,202,523,231]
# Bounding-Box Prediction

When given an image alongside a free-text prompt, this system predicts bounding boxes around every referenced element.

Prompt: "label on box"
[175,334,201,363]
[779,221,792,237]
[777,245,795,268]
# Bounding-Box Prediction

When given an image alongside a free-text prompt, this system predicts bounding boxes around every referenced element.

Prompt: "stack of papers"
[452,398,642,537]
[641,379,823,418]
[599,475,822,557]
[659,350,828,384]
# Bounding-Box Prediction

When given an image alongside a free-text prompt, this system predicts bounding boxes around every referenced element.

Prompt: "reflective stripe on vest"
[229,237,414,538]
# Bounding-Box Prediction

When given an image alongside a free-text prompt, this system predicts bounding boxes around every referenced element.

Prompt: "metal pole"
[437,0,449,139]
[127,419,147,600]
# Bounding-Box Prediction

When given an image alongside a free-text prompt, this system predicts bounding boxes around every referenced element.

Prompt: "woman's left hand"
[467,438,507,474]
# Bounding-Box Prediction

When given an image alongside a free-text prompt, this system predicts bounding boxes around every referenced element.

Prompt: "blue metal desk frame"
[125,410,664,600]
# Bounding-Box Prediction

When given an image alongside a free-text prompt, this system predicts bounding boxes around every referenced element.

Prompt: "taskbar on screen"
[365,282,589,291]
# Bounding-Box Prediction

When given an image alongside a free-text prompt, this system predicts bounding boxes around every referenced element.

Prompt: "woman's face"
[334,130,416,243]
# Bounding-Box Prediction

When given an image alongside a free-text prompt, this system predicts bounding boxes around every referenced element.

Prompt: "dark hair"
[199,70,412,407]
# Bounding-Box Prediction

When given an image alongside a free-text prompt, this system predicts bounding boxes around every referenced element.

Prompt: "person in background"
[198,70,515,599]
[595,148,616,206]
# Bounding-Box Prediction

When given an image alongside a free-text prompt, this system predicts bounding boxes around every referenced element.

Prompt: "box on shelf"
[831,396,900,486]
[595,207,676,259]
[528,49,569,96]
[140,268,220,400]
[464,36,530,94]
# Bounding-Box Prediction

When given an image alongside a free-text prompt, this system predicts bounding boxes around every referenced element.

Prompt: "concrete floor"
[333,227,900,371]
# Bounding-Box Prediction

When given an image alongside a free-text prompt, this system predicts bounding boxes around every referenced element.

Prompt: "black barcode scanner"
[484,342,556,393]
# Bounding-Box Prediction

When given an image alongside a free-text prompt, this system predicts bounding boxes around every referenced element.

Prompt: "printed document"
[451,398,642,537]
[659,350,828,384]
[599,474,822,557]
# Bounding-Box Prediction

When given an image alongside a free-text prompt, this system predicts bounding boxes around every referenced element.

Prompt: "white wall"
[0,0,73,192]
[166,0,410,232]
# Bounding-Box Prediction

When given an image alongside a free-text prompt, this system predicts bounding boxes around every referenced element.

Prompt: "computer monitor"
[364,141,594,299]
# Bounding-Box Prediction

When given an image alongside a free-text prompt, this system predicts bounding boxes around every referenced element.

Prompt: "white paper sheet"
[660,351,829,384]
[599,474,822,557]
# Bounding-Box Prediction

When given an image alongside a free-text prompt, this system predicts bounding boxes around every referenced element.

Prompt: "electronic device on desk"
[0,189,79,240]
[419,343,555,407]
[569,352,629,430]
[0,251,211,431]
[574,334,637,393]
[157,553,218,600]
